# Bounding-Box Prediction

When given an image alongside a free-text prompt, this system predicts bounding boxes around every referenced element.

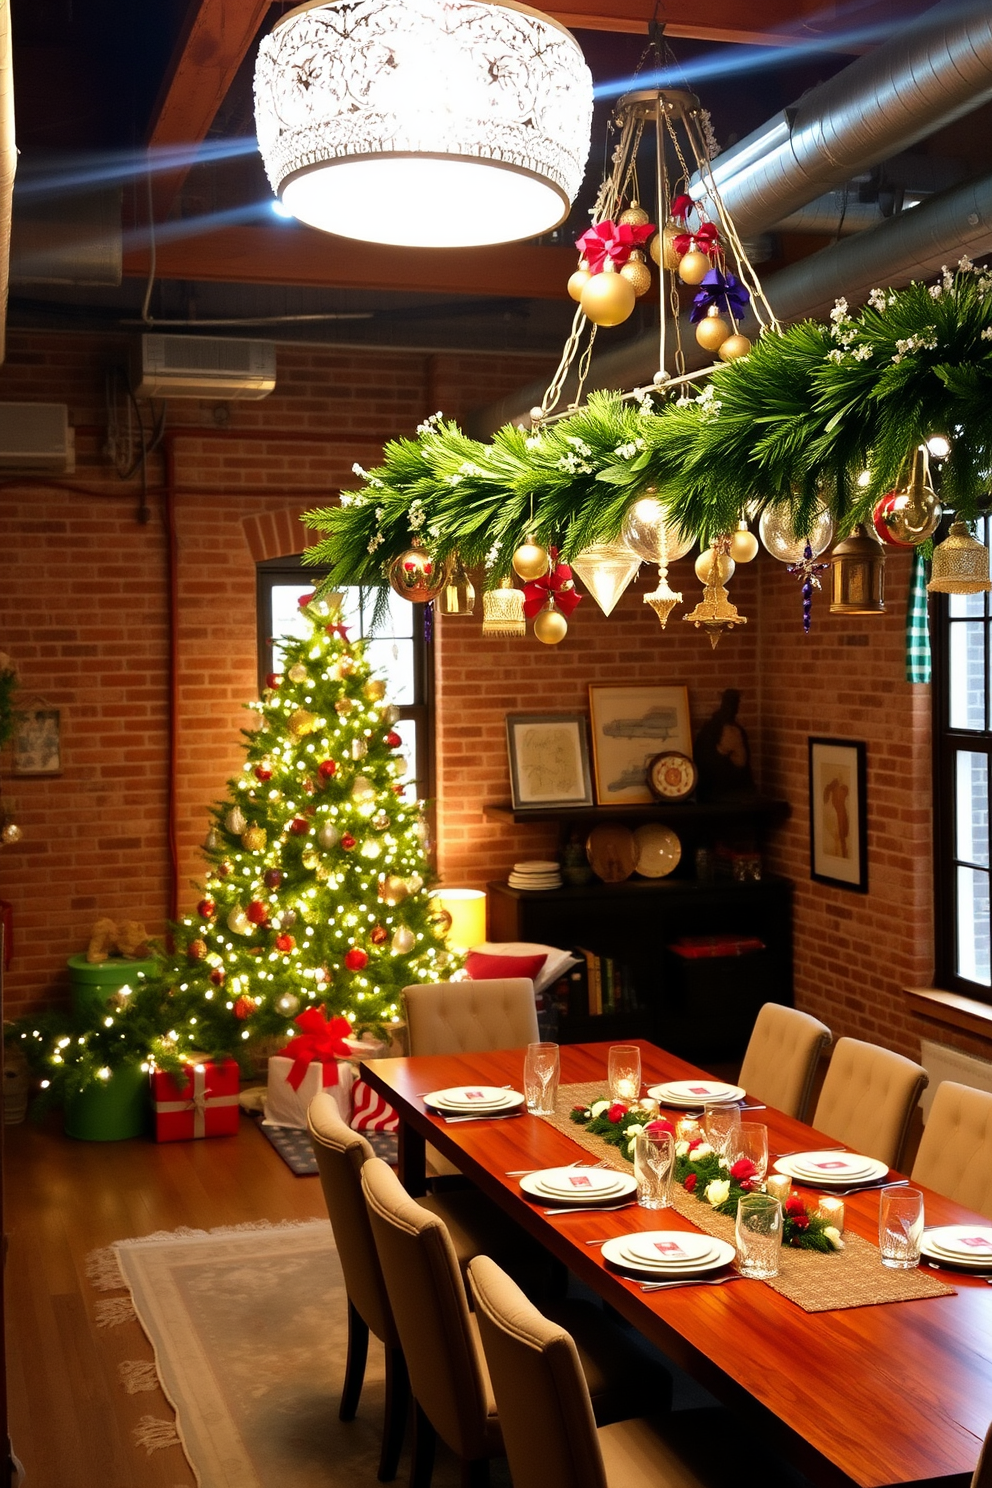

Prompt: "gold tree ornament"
[872,445,942,547]
[927,521,992,595]
[567,261,591,302]
[512,536,550,581]
[241,826,267,852]
[683,538,747,647]
[729,521,759,563]
[287,708,318,738]
[649,222,681,270]
[571,541,640,616]
[619,250,652,297]
[439,554,476,615]
[678,247,711,285]
[719,333,752,362]
[694,548,735,586]
[482,577,526,636]
[643,577,682,629]
[533,599,568,644]
[618,201,650,226]
[829,526,886,614]
[579,261,637,327]
[388,536,449,603]
[695,305,730,352]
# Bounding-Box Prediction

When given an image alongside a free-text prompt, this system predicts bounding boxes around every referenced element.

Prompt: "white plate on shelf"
[921,1226,992,1265]
[648,1080,745,1108]
[773,1152,888,1187]
[423,1087,525,1114]
[520,1169,637,1204]
[601,1232,736,1277]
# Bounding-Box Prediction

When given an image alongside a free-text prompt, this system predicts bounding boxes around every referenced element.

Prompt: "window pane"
[949,590,986,618]
[361,587,415,640]
[955,751,989,867]
[390,717,419,801]
[365,637,415,704]
[956,865,991,985]
[270,584,362,668]
[949,622,986,730]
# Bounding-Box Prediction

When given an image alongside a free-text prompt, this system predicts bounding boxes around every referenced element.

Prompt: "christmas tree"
[163,592,453,1062]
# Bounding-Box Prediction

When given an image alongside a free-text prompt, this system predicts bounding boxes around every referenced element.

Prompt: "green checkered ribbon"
[906,548,931,684]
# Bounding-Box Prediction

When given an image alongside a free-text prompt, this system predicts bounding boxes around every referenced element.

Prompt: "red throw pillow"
[464,951,548,983]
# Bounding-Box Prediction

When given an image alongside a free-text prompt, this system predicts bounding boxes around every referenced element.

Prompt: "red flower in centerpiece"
[785,1195,808,1218]
[572,1104,587,1113]
[606,1102,627,1123]
[730,1157,760,1189]
[684,1172,698,1192]
[687,1137,703,1151]
[647,1118,677,1137]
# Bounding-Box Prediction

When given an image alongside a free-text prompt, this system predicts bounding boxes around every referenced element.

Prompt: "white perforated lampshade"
[254,0,593,248]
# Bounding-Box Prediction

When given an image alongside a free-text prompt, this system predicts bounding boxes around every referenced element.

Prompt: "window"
[257,557,434,801]
[933,514,992,999]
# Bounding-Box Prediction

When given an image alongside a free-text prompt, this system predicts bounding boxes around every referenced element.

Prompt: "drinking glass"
[703,1100,741,1156]
[608,1044,641,1103]
[727,1122,769,1182]
[523,1042,560,1116]
[735,1192,783,1278]
[633,1128,675,1210]
[878,1186,924,1269]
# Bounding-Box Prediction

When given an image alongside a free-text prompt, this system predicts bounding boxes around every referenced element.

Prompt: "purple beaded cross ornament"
[787,542,829,633]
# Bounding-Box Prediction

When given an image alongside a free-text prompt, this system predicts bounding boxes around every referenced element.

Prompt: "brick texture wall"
[0,327,985,1072]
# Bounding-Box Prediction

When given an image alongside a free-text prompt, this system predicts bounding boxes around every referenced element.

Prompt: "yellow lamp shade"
[430,888,487,950]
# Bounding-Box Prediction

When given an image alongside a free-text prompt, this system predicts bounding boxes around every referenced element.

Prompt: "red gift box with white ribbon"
[152,1058,240,1141]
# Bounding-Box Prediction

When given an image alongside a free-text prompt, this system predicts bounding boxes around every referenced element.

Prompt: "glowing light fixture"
[254,0,593,248]
[431,887,487,951]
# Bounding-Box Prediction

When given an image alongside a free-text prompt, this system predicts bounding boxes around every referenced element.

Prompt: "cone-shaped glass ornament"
[571,541,640,616]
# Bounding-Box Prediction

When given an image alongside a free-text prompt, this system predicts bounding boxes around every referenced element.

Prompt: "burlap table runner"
[543,1083,955,1313]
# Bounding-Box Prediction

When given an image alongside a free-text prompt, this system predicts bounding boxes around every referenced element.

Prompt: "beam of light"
[120,200,275,254]
[13,138,260,199]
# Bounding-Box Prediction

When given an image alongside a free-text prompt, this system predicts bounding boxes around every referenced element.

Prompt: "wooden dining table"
[360,1037,992,1488]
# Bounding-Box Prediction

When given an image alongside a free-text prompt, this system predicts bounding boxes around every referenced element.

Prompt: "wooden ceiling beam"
[122,224,580,300]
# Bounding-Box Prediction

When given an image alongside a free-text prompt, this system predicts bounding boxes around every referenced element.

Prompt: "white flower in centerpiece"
[637,1097,660,1115]
[692,1141,714,1160]
[590,1100,610,1119]
[676,1140,690,1158]
[823,1226,845,1250]
[719,1156,730,1170]
[704,1178,731,1208]
[625,1122,645,1153]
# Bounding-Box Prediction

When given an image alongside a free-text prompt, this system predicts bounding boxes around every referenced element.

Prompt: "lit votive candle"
[676,1116,702,1144]
[615,1077,639,1102]
[817,1195,845,1234]
[765,1173,792,1203]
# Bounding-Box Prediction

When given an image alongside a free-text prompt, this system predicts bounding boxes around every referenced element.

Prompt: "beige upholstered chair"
[402,977,539,1056]
[361,1156,670,1488]
[912,1081,992,1219]
[738,1003,832,1119]
[467,1253,728,1488]
[308,1092,546,1481]
[973,1420,992,1487]
[811,1037,928,1170]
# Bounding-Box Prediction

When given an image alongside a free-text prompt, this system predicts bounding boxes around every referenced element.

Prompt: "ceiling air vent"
[0,403,75,471]
[135,335,276,400]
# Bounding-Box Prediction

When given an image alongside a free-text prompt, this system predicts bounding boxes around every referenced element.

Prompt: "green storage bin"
[63,1063,148,1141]
[67,954,158,1018]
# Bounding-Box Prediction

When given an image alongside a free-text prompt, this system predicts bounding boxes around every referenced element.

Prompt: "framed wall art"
[505,712,594,810]
[12,706,62,776]
[588,684,692,805]
[809,737,867,892]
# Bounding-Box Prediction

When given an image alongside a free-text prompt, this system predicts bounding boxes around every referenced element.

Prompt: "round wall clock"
[646,751,698,802]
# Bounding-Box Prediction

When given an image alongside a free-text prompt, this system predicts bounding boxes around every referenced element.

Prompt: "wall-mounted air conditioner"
[135,335,276,400]
[0,403,75,472]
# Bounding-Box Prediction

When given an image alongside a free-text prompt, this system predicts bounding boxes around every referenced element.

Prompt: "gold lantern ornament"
[579,260,636,327]
[482,576,526,636]
[683,541,747,647]
[620,250,652,298]
[567,259,591,302]
[439,554,476,616]
[927,521,992,595]
[695,305,730,352]
[511,535,549,582]
[387,536,449,603]
[829,526,886,614]
[533,598,568,644]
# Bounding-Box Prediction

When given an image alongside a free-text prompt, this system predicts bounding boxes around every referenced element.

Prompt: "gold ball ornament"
[694,550,736,586]
[380,875,409,906]
[567,262,590,302]
[227,907,252,937]
[729,524,760,564]
[334,698,355,717]
[276,993,300,1015]
[678,249,711,285]
[620,252,652,298]
[364,679,386,702]
[533,602,568,645]
[650,223,681,271]
[429,906,453,934]
[719,333,752,362]
[288,708,317,739]
[512,536,549,582]
[301,845,320,869]
[580,265,636,327]
[387,537,449,604]
[1,821,22,845]
[241,825,267,852]
[619,202,650,227]
[392,925,416,954]
[695,309,730,352]
[288,663,307,683]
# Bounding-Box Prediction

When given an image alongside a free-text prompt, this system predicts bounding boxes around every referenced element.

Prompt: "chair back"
[306,1091,397,1347]
[403,978,539,1056]
[811,1037,928,1170]
[912,1081,992,1219]
[468,1254,607,1488]
[738,1003,832,1119]
[361,1155,493,1460]
[973,1419,992,1487]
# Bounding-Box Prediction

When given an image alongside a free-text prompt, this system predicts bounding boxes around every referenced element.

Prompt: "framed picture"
[505,712,594,810]
[12,707,62,776]
[588,684,692,805]
[809,737,867,892]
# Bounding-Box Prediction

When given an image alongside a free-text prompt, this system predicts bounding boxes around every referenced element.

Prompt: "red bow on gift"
[522,550,583,620]
[280,1006,353,1090]
[575,219,655,274]
[325,622,349,639]
[673,221,720,258]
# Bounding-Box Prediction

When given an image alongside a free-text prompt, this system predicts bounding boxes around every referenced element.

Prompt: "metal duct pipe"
[0,0,16,364]
[469,171,992,436]
[772,192,888,236]
[688,0,992,235]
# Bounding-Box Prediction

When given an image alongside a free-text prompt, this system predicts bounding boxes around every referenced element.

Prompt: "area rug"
[257,1119,398,1175]
[100,1220,484,1488]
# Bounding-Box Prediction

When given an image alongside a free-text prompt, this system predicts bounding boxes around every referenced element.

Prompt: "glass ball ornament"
[511,537,549,582]
[225,806,247,835]
[380,875,409,906]
[719,333,752,362]
[759,504,834,563]
[277,992,300,1015]
[695,307,730,352]
[678,248,711,285]
[619,251,651,298]
[318,821,340,849]
[571,540,640,616]
[1,821,22,845]
[387,537,449,603]
[567,261,590,302]
[621,496,695,564]
[579,264,636,327]
[694,549,736,586]
[288,663,307,683]
[227,907,252,937]
[533,600,568,644]
[729,522,759,563]
[392,925,416,954]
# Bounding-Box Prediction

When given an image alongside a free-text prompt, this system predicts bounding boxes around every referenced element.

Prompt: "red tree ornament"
[264,868,283,889]
[254,763,273,782]
[341,833,357,850]
[265,672,282,689]
[234,995,256,1019]
[217,860,232,877]
[371,925,388,945]
[290,817,310,834]
[246,900,268,925]
[209,968,225,986]
[344,947,369,971]
[318,759,337,779]
[385,731,402,748]
[197,898,216,919]
[275,933,296,953]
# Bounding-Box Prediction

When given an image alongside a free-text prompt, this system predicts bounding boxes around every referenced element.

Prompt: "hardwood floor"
[4,1111,327,1487]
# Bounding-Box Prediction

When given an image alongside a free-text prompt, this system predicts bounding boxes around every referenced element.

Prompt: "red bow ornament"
[670,193,694,222]
[575,219,656,274]
[325,622,349,639]
[673,220,721,258]
[280,1006,353,1090]
[522,551,583,620]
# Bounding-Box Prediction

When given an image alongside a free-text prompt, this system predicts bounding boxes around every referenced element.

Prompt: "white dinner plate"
[621,1232,719,1267]
[423,1087,525,1114]
[527,1167,628,1198]
[922,1226,992,1264]
[601,1232,736,1277]
[773,1152,888,1187]
[520,1169,637,1204]
[648,1081,745,1108]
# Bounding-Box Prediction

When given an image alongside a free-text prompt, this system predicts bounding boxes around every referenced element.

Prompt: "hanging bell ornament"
[392,925,416,954]
[225,806,247,835]
[618,201,650,227]
[619,250,652,298]
[512,537,549,582]
[650,222,681,271]
[927,521,992,595]
[571,541,640,617]
[579,260,636,327]
[683,539,747,648]
[567,259,591,303]
[719,333,752,362]
[533,598,568,645]
[729,520,759,563]
[387,536,450,603]
[678,247,711,285]
[482,577,526,636]
[439,554,476,616]
[695,305,730,352]
[872,446,942,546]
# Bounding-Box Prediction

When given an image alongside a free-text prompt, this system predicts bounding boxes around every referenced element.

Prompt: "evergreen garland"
[303,263,992,582]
